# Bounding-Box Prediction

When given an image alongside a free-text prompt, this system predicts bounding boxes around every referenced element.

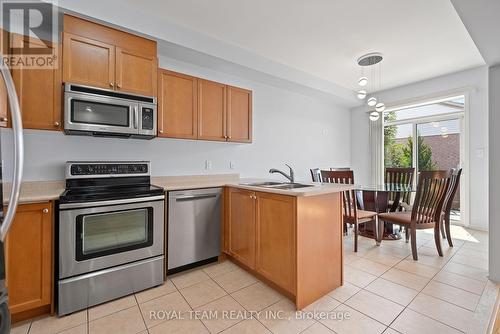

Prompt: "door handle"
[0,62,24,241]
[133,106,138,129]
[175,194,217,201]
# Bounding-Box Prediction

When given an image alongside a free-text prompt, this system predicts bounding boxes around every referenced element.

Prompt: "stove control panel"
[67,162,150,178]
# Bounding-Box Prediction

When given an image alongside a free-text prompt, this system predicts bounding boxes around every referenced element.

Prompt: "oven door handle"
[59,195,165,209]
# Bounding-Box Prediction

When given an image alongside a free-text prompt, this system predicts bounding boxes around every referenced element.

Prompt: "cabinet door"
[116,47,157,96]
[0,73,7,127]
[158,69,198,139]
[11,34,62,130]
[228,188,256,269]
[198,79,226,141]
[255,192,295,293]
[5,202,53,315]
[227,86,252,143]
[63,32,115,89]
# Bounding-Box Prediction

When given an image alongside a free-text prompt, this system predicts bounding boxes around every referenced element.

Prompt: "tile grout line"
[344,234,470,333]
[384,238,468,333]
[133,293,149,333]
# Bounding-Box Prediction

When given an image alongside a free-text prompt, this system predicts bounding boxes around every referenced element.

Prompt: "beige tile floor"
[11,226,497,334]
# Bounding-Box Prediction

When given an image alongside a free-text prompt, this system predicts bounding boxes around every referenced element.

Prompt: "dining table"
[354,183,415,241]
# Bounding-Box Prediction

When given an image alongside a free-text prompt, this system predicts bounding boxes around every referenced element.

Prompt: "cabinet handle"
[117,83,122,89]
[0,117,7,122]
[54,121,60,127]
[159,130,164,134]
[42,208,49,214]
[109,82,114,88]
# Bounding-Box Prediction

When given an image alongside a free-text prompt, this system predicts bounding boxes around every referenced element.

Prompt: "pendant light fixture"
[355,53,386,121]
[369,111,380,121]
[357,90,367,100]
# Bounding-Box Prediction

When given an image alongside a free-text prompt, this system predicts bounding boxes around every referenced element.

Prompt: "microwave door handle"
[133,106,138,129]
[0,62,24,242]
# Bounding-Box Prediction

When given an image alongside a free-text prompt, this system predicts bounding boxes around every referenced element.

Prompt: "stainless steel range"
[57,161,164,316]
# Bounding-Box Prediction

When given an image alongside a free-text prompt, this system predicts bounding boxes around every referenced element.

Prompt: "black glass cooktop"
[60,184,164,203]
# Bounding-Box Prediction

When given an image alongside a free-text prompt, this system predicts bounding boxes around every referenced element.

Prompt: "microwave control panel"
[141,107,154,130]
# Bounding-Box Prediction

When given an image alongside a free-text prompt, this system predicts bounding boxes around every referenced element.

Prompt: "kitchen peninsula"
[223,181,351,309]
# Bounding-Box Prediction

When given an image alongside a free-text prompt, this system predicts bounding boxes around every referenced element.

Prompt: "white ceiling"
[124,0,484,91]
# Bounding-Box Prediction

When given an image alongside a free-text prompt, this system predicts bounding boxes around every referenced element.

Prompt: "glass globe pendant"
[369,111,380,121]
[357,90,367,99]
[375,102,386,112]
[367,97,377,107]
[358,77,368,87]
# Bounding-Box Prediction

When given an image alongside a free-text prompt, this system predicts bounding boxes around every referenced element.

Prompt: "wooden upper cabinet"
[0,73,7,128]
[227,86,252,143]
[5,202,53,318]
[158,69,198,139]
[63,15,157,96]
[228,188,256,269]
[255,192,295,294]
[116,47,157,96]
[198,79,226,141]
[63,32,115,89]
[12,34,62,130]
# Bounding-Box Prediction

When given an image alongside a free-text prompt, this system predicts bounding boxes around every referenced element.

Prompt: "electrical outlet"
[205,160,212,170]
[322,129,328,136]
[229,161,235,169]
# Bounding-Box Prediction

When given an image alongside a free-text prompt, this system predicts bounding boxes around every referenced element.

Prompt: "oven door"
[59,196,164,279]
[64,92,138,136]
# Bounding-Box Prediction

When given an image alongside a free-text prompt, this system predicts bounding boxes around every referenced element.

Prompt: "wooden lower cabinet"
[225,187,343,309]
[4,202,54,321]
[227,188,295,294]
[255,192,295,294]
[227,188,256,269]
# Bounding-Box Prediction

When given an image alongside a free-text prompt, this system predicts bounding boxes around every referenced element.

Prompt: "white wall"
[489,65,500,281]
[350,66,489,231]
[1,54,351,182]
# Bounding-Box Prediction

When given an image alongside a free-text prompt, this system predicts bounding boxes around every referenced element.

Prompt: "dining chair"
[378,171,450,260]
[310,168,322,182]
[440,168,462,247]
[321,170,379,252]
[385,167,415,211]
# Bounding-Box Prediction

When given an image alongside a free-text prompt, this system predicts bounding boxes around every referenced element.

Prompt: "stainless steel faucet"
[269,164,295,183]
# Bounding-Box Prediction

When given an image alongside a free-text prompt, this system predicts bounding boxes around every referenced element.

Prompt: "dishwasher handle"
[175,194,218,201]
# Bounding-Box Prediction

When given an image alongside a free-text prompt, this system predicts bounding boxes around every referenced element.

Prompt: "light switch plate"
[205,160,212,170]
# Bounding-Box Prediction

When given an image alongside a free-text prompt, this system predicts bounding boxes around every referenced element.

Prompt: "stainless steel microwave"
[64,83,157,139]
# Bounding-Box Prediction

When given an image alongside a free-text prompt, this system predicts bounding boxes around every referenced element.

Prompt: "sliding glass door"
[383,96,465,224]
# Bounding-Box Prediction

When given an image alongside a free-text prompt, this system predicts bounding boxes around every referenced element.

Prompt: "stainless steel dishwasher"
[167,188,222,273]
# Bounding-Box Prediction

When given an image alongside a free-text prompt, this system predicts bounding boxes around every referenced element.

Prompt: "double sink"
[243,181,315,190]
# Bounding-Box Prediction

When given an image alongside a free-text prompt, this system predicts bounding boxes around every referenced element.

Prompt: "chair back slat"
[321,170,356,219]
[411,171,450,225]
[310,168,322,182]
[385,167,415,203]
[442,168,462,214]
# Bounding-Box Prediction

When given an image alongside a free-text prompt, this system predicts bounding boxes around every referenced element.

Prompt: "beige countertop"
[227,178,354,197]
[3,173,352,204]
[152,174,240,191]
[3,181,65,205]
